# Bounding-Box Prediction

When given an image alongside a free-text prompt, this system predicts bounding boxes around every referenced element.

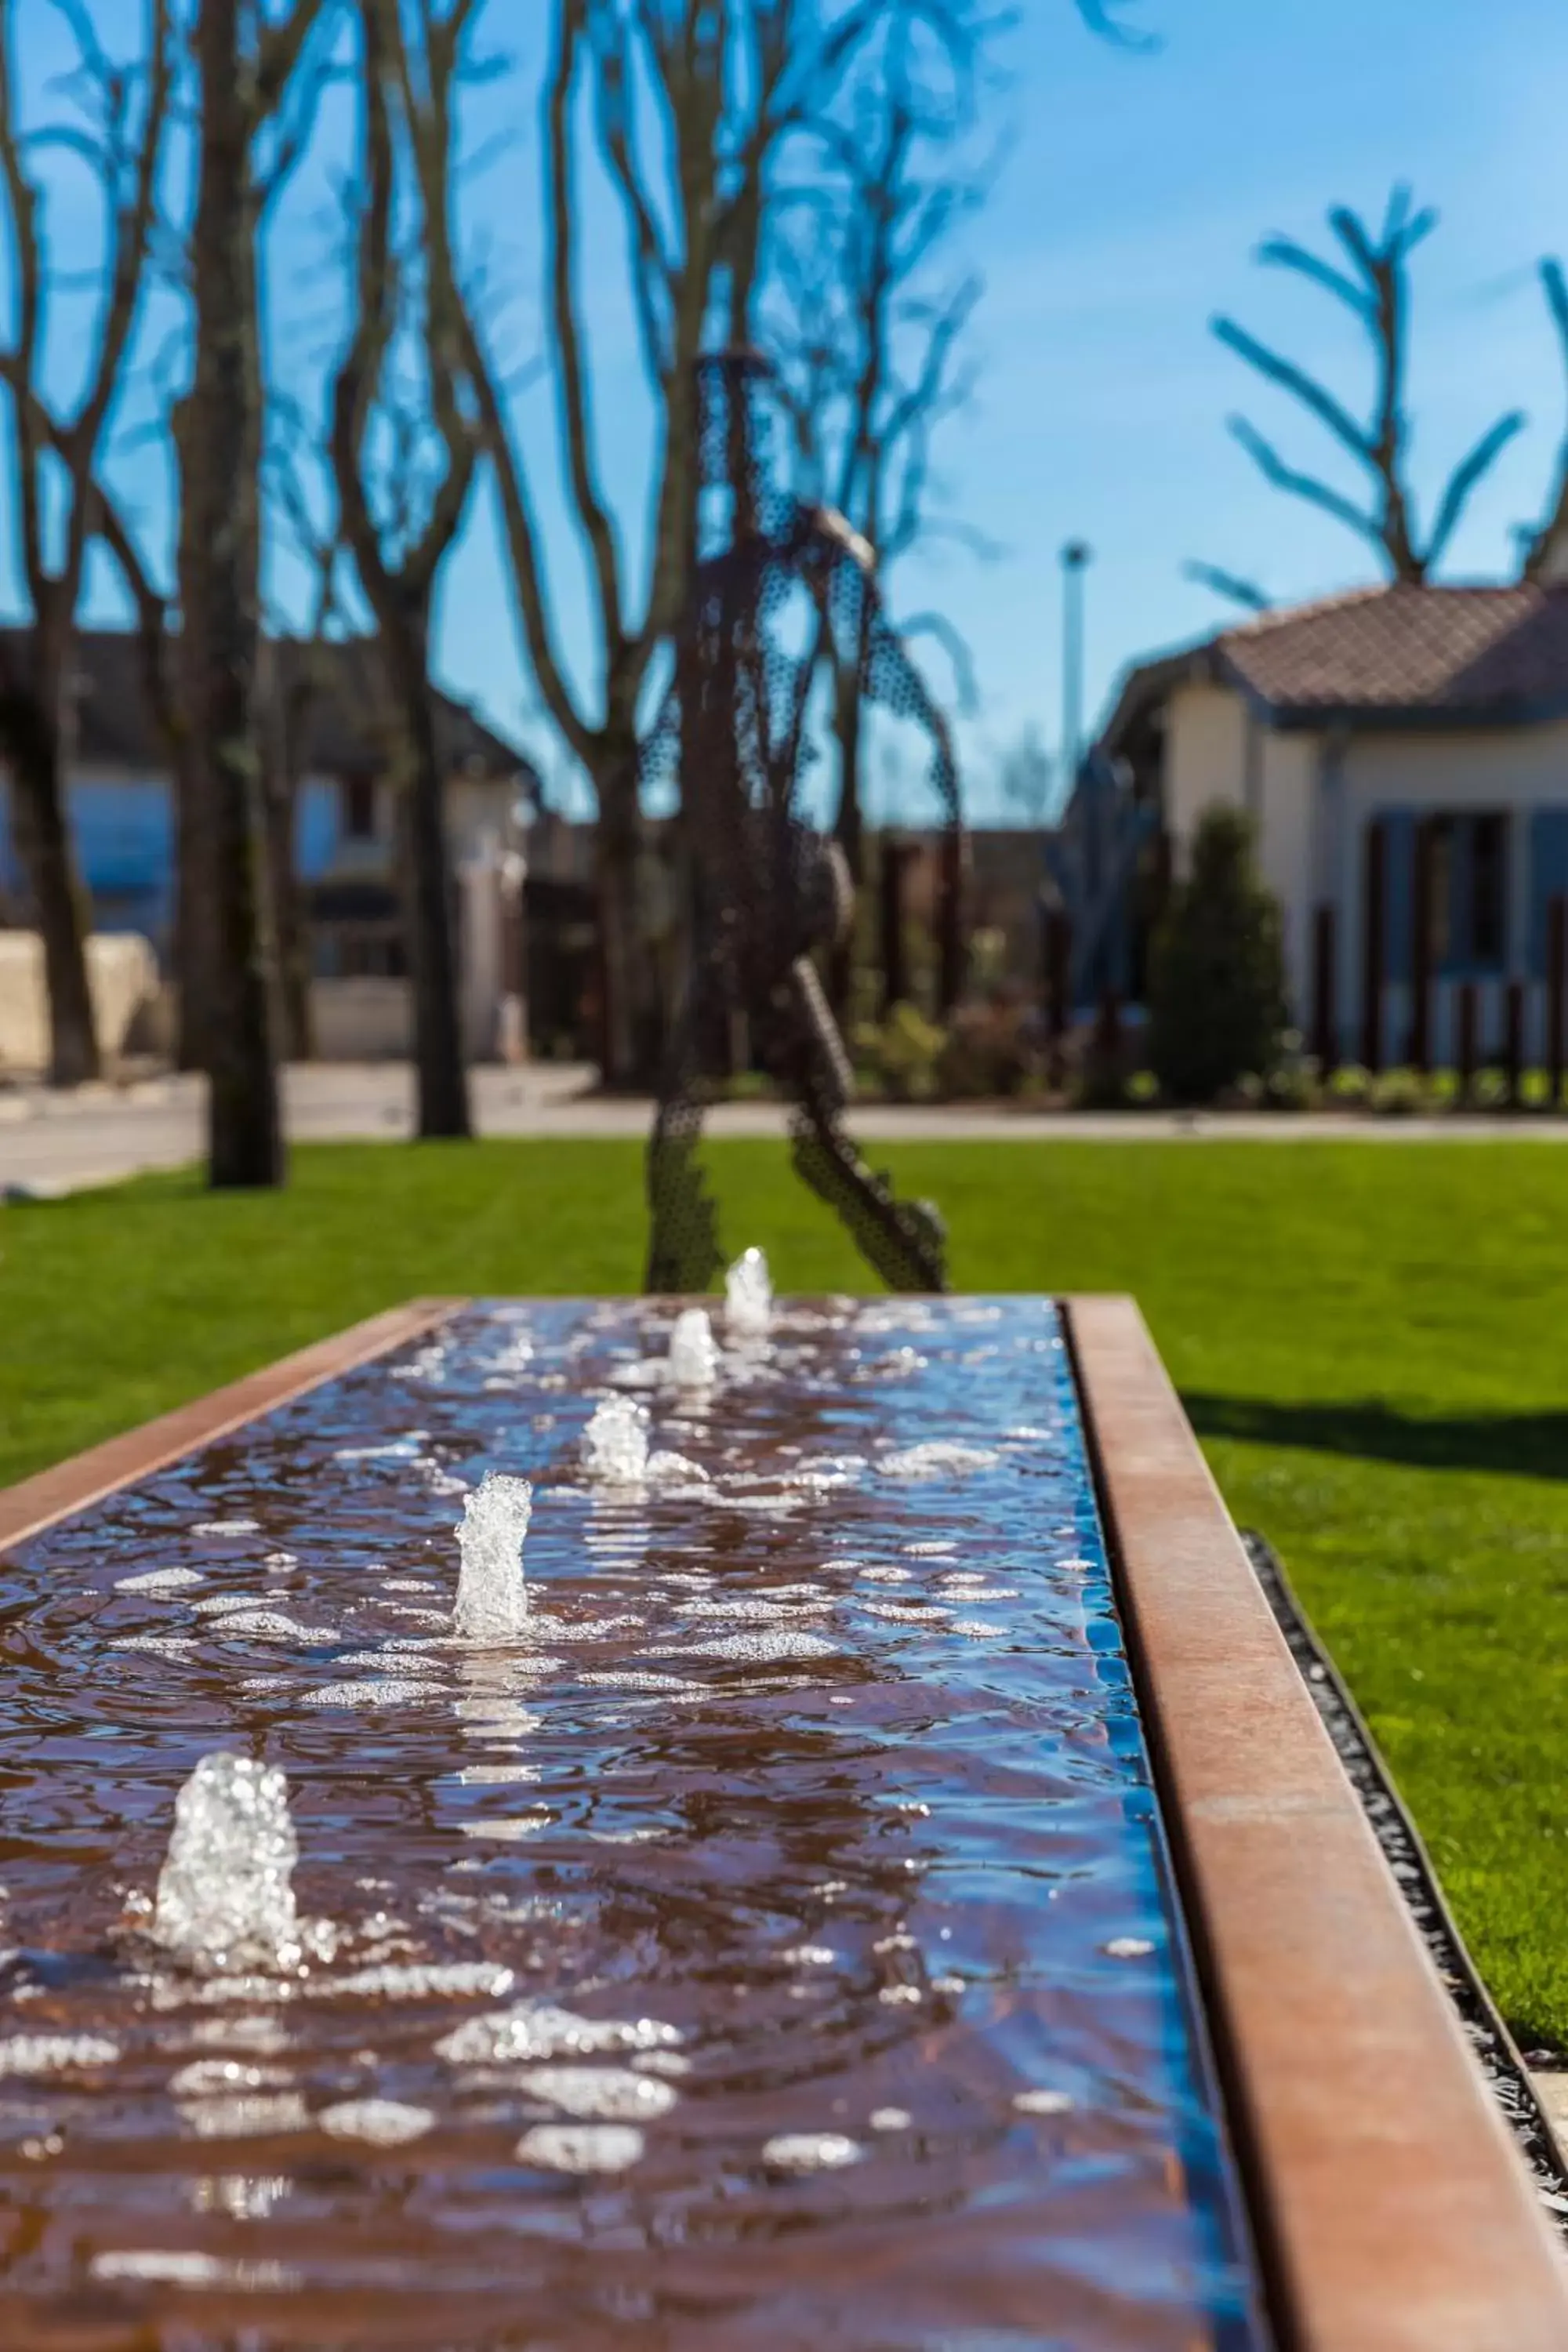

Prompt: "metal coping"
[0,1299,465,1555]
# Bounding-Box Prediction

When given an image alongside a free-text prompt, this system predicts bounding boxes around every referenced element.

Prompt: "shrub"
[852,1001,946,1101]
[936,996,1044,1099]
[1327,1062,1372,1106]
[1147,806,1287,1105]
[1371,1066,1427,1117]
[1067,998,1145,1109]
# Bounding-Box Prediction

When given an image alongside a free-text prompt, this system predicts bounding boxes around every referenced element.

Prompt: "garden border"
[1066,1293,1568,2350]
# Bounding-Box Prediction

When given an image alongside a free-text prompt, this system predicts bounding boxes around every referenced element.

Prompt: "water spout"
[582,1399,649,1486]
[724,1247,772,1338]
[152,1753,303,1972]
[453,1473,533,1642]
[668,1308,719,1389]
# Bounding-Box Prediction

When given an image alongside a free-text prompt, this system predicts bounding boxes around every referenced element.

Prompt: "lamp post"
[1060,540,1092,801]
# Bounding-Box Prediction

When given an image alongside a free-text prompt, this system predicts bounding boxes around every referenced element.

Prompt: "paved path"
[5,1062,1568,1194]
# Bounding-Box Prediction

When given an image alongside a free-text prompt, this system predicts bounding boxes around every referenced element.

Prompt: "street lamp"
[1060,540,1092,802]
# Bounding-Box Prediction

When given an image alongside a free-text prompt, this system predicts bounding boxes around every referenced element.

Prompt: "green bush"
[1147,806,1287,1105]
[1327,1062,1373,1105]
[851,1002,946,1101]
[1371,1066,1428,1117]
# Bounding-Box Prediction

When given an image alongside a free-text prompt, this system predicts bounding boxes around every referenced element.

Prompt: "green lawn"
[5,1138,1568,2045]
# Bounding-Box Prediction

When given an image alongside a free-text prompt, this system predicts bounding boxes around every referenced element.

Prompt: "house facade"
[0,630,536,956]
[0,630,557,1062]
[1094,579,1568,1064]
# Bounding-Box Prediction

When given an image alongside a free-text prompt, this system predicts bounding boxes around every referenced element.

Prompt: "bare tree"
[752,9,987,1029]
[403,0,857,1087]
[258,423,350,1064]
[1211,187,1526,584]
[84,405,204,1069]
[768,12,985,912]
[176,0,336,1185]
[328,0,480,1139]
[0,0,172,1084]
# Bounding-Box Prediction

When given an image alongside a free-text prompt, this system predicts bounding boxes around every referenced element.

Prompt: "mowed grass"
[5,1137,1568,2044]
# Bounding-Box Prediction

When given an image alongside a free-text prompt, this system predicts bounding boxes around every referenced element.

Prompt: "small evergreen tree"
[1148,806,1287,1103]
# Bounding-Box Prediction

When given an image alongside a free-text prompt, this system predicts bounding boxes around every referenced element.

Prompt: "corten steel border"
[1065,1294,1568,2352]
[0,1298,464,1555]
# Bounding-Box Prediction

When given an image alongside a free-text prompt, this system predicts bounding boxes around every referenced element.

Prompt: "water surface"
[0,1297,1262,2348]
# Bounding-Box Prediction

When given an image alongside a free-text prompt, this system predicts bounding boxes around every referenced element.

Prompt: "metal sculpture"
[641,350,960,1296]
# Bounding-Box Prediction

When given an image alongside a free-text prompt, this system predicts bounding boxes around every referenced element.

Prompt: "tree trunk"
[183,0,282,1187]
[5,706,100,1086]
[390,619,470,1140]
[590,730,655,1091]
[170,400,214,1074]
[262,750,313,1063]
[172,734,214,1072]
[829,653,866,1018]
[257,655,314,1063]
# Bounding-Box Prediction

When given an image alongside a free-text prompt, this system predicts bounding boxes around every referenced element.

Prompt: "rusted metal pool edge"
[0,1298,466,1554]
[1065,1293,1568,2352]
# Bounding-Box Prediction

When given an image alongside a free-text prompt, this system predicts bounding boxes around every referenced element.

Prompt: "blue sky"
[5,0,1568,822]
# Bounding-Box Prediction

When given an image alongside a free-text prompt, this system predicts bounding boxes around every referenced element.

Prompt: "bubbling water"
[668,1308,719,1388]
[724,1247,772,1337]
[151,1752,303,1972]
[582,1398,649,1485]
[452,1473,533,1642]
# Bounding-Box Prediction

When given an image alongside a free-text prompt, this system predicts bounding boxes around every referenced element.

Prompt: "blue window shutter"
[1530,810,1568,976]
[296,780,337,877]
[1381,811,1417,982]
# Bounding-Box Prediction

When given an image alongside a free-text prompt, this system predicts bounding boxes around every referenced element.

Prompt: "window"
[1417,811,1508,972]
[341,775,378,842]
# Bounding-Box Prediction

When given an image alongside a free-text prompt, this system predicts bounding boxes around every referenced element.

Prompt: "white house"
[1094,577,1568,1064]
[0,630,544,1065]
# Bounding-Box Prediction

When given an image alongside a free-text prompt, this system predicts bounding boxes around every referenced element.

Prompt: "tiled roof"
[0,628,535,783]
[1212,583,1568,717]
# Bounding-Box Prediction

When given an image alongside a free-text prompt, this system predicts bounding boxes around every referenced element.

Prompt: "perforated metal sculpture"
[641,351,959,1297]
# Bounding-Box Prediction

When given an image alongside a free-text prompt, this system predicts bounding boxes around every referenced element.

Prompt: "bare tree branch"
[1211,316,1370,466]
[590,20,675,391]
[1214,187,1524,583]
[1182,560,1272,615]
[1424,408,1526,572]
[1254,232,1368,319]
[0,0,174,1083]
[1225,414,1388,554]
[761,1,991,900]
[1073,0,1159,51]
[1523,257,1568,580]
[546,0,626,666]
[257,0,339,121]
